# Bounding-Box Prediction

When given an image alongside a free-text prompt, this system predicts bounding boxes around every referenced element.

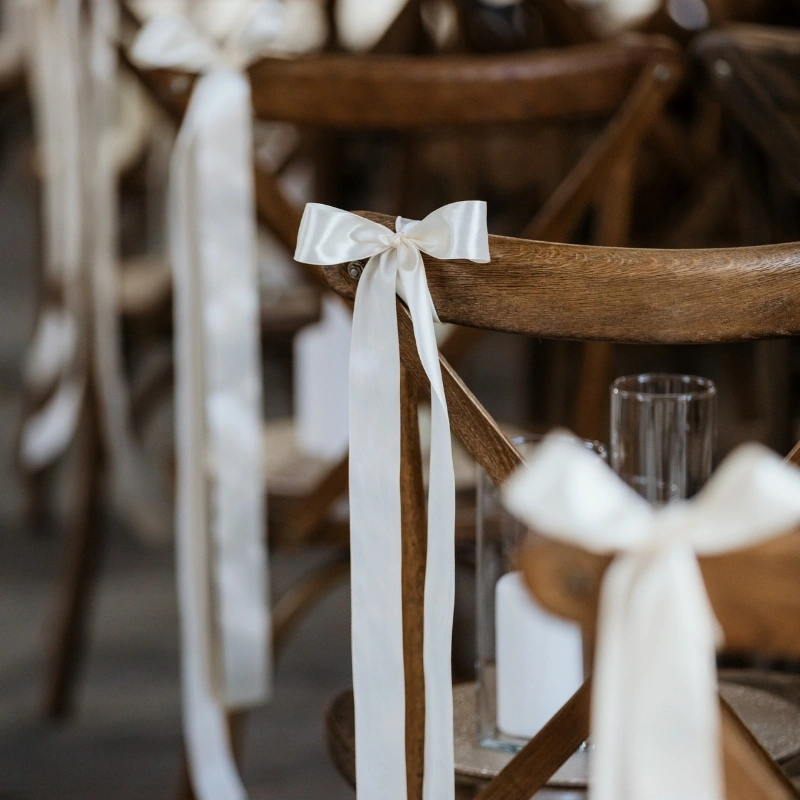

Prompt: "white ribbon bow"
[295,202,489,800]
[133,4,280,799]
[503,431,800,800]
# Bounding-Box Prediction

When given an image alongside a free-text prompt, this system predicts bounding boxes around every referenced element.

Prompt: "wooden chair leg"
[400,363,427,800]
[42,388,104,718]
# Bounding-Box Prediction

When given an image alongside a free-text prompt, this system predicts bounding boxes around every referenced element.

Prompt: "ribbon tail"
[627,548,724,800]
[170,81,248,800]
[591,548,724,800]
[349,249,408,800]
[397,259,456,800]
[193,69,269,711]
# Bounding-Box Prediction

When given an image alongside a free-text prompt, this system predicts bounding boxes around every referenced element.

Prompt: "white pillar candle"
[496,570,583,739]
[293,295,351,460]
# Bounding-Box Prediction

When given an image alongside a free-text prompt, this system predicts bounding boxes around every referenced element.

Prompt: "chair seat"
[118,256,322,332]
[324,689,512,800]
[327,675,800,797]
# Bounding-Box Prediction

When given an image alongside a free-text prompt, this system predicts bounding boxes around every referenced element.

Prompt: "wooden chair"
[313,213,800,799]
[44,0,682,739]
[120,17,681,562]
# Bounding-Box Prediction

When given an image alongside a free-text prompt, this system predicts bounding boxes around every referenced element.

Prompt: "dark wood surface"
[323,213,800,344]
[247,38,680,129]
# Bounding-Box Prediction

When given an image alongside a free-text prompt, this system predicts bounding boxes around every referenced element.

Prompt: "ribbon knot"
[131,0,284,75]
[388,229,409,250]
[503,431,800,800]
[295,202,489,800]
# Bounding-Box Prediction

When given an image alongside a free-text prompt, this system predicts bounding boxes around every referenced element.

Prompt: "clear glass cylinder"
[475,435,607,752]
[610,373,716,504]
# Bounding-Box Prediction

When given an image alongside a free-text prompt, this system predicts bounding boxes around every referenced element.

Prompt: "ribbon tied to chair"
[295,202,489,800]
[503,431,800,800]
[132,3,282,799]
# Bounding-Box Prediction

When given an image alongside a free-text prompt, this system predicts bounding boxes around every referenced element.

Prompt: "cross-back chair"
[315,212,800,799]
[102,25,683,799]
[45,1,682,757]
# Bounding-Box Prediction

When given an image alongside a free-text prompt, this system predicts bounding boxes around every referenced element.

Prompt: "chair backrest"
[133,35,679,131]
[316,214,800,659]
[325,212,800,342]
[315,218,800,800]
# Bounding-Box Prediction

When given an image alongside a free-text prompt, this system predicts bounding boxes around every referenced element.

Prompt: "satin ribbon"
[133,4,280,798]
[295,202,489,800]
[503,431,800,800]
[20,0,85,470]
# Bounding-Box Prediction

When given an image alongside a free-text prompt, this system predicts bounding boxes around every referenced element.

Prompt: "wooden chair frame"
[42,4,683,717]
[316,213,800,800]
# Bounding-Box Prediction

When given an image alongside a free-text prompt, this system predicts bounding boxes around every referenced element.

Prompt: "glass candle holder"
[476,434,607,752]
[610,374,716,504]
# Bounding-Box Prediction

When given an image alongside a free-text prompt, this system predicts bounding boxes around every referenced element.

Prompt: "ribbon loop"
[295,201,489,800]
[503,431,800,800]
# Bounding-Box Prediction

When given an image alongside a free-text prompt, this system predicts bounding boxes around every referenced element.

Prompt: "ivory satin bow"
[295,202,489,800]
[503,432,800,800]
[133,5,280,799]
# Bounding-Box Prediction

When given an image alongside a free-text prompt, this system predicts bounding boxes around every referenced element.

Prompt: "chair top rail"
[320,212,800,344]
[125,25,679,131]
[247,36,680,128]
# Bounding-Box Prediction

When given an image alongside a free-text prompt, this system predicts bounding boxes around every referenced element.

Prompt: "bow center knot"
[388,230,412,251]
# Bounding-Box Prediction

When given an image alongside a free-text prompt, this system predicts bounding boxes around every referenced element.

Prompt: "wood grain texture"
[400,365,426,800]
[320,213,800,344]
